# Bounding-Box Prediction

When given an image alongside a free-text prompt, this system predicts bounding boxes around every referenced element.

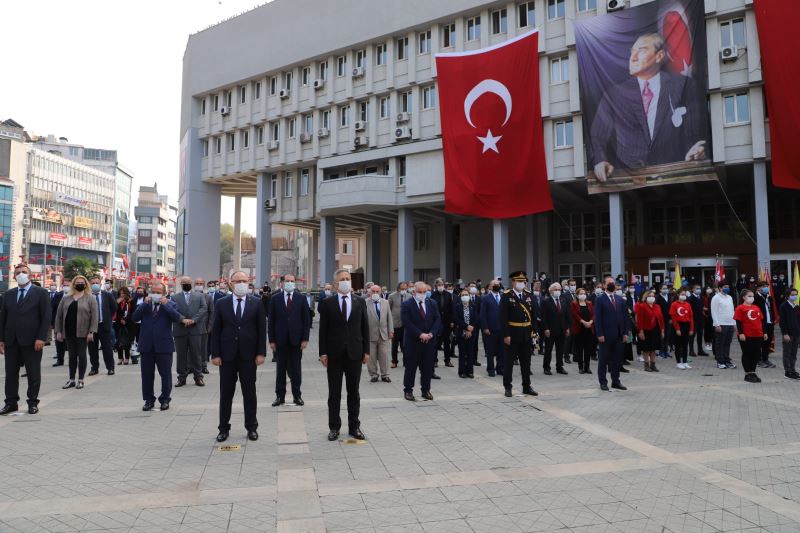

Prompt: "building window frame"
[491,8,508,35]
[300,168,310,196]
[418,30,431,54]
[283,172,293,198]
[554,120,574,148]
[548,0,565,20]
[339,105,350,128]
[720,17,746,48]
[336,56,347,77]
[576,0,597,12]
[376,43,387,65]
[466,16,481,42]
[724,92,750,125]
[397,37,409,60]
[442,23,456,48]
[550,56,570,84]
[422,86,436,109]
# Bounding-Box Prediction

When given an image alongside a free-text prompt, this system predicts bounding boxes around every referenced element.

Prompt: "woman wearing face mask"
[570,288,595,374]
[733,290,767,383]
[635,290,665,372]
[669,289,695,369]
[454,288,479,378]
[114,287,134,365]
[54,276,99,390]
[656,285,674,358]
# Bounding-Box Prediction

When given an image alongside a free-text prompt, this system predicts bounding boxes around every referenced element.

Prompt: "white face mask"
[578,294,587,301]
[514,282,526,292]
[284,281,295,293]
[370,293,380,302]
[533,291,540,297]
[460,295,470,303]
[15,273,29,286]
[414,292,426,303]
[436,286,444,292]
[469,287,478,295]
[150,293,163,304]
[232,282,248,296]
[552,290,561,298]
[338,280,351,294]
[595,288,603,295]
[678,294,687,301]
[195,285,204,292]
[744,296,754,304]
[569,285,576,292]
[646,296,656,304]
[615,290,623,297]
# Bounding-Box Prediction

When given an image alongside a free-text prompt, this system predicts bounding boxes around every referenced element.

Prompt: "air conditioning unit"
[720,45,739,62]
[606,0,624,11]
[265,198,277,210]
[354,120,367,131]
[300,132,313,143]
[279,88,291,99]
[396,112,410,124]
[352,66,365,78]
[313,79,325,90]
[267,140,280,150]
[353,135,368,148]
[220,106,230,115]
[394,126,412,141]
[317,127,330,138]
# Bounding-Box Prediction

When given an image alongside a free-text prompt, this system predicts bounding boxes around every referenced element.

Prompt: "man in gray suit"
[196,277,214,375]
[173,275,208,387]
[366,284,393,383]
[0,264,51,415]
[388,282,408,368]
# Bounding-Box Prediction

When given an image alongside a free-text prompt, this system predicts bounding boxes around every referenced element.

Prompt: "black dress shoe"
[247,430,259,441]
[488,371,496,377]
[459,373,466,378]
[431,373,441,380]
[504,389,512,397]
[370,376,379,383]
[473,361,482,366]
[175,378,186,387]
[271,355,277,362]
[28,405,39,415]
[557,368,568,375]
[107,369,115,376]
[422,391,434,401]
[404,392,416,401]
[522,387,538,396]
[160,402,170,411]
[543,369,552,375]
[467,374,474,378]
[202,367,210,374]
[216,431,229,442]
[611,383,627,390]
[52,362,64,367]
[142,402,155,411]
[600,384,610,391]
[327,429,340,441]
[564,356,572,364]
[88,369,99,376]
[381,376,391,383]
[584,369,593,374]
[194,377,205,387]
[0,404,18,415]
[697,351,709,356]
[445,361,454,367]
[349,428,366,440]
[619,367,629,373]
[293,397,304,406]
[272,397,285,407]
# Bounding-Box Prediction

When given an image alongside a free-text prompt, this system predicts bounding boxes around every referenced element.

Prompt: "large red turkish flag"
[436,30,552,218]
[754,0,800,189]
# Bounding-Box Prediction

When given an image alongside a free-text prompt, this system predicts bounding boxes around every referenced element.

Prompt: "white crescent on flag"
[746,309,757,321]
[463,79,513,154]
[677,307,687,317]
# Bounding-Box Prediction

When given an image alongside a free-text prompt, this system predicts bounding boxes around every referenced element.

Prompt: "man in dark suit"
[480,279,504,377]
[531,281,545,354]
[318,269,370,441]
[51,280,68,367]
[132,282,183,411]
[0,264,51,415]
[467,281,482,368]
[173,275,208,387]
[88,276,118,376]
[754,282,777,369]
[688,284,707,356]
[431,278,454,368]
[401,281,442,402]
[594,277,629,391]
[268,274,311,407]
[542,283,571,376]
[210,270,267,442]
[590,33,707,182]
[499,271,537,397]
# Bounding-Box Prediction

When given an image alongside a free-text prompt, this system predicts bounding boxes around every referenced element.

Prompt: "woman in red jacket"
[733,289,768,383]
[635,290,665,372]
[670,288,695,369]
[570,288,594,374]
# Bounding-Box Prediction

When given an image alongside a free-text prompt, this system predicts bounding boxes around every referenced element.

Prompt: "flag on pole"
[714,255,725,285]
[794,261,800,295]
[673,258,682,290]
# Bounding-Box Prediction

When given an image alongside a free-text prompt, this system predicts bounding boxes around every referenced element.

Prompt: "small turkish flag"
[436,30,552,218]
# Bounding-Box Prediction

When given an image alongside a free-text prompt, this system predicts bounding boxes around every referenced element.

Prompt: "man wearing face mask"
[656,284,673,358]
[688,285,707,357]
[561,280,577,364]
[195,278,213,375]
[51,281,68,367]
[211,270,267,442]
[480,279,504,377]
[467,282,482,369]
[388,282,408,368]
[779,288,800,380]
[531,281,545,355]
[754,282,777,369]
[365,284,393,383]
[541,283,571,376]
[431,278,454,368]
[318,269,370,440]
[132,282,183,411]
[711,283,737,369]
[87,276,118,376]
[401,281,442,402]
[131,286,147,364]
[499,271,538,397]
[594,277,629,391]
[0,264,51,415]
[268,274,311,406]
[172,275,208,387]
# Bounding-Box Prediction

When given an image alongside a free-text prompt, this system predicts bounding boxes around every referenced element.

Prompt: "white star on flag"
[477,129,502,153]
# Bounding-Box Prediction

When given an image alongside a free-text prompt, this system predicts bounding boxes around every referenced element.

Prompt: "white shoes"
[677,363,686,369]
[638,356,645,362]
[684,363,692,369]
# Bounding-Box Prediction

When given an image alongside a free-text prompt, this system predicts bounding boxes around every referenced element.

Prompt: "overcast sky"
[1,0,265,233]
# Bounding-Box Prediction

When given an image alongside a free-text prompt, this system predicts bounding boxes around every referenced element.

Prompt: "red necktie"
[287,294,292,313]
[642,80,653,114]
[610,294,616,310]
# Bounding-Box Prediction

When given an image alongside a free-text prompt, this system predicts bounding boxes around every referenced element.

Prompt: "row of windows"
[268,169,311,199]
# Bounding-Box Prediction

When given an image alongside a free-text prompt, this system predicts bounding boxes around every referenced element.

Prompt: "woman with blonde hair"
[55,275,98,389]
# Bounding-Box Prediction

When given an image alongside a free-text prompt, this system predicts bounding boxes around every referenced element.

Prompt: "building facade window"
[241,130,249,149]
[284,172,293,197]
[318,61,328,80]
[227,133,235,151]
[213,94,219,111]
[551,56,569,83]
[284,71,293,91]
[200,98,206,115]
[466,16,481,41]
[548,0,565,20]
[577,0,597,12]
[270,122,279,141]
[202,140,209,157]
[339,105,350,127]
[397,37,409,60]
[301,66,310,86]
[519,1,535,28]
[254,81,261,99]
[358,101,368,122]
[720,18,746,48]
[300,169,310,196]
[554,120,574,147]
[337,56,347,76]
[256,126,264,144]
[269,76,278,95]
[398,156,406,186]
[304,114,313,133]
[215,137,222,154]
[379,97,389,118]
[270,174,278,199]
[321,109,330,129]
[342,240,353,254]
[442,23,456,48]
[418,30,431,54]
[288,118,296,138]
[724,93,750,125]
[376,43,387,65]
[401,91,412,113]
[491,8,507,35]
[422,86,436,109]
[558,213,596,252]
[224,90,232,108]
[355,49,366,69]
[239,85,246,104]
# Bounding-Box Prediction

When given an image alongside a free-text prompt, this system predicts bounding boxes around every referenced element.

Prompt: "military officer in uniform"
[499,271,538,398]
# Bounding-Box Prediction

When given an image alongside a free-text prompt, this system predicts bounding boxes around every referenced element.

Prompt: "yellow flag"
[673,260,682,290]
[794,261,800,294]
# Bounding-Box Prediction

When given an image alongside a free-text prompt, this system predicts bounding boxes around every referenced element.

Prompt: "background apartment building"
[132,184,177,280]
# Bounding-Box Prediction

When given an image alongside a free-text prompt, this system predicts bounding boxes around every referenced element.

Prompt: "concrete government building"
[178,0,800,288]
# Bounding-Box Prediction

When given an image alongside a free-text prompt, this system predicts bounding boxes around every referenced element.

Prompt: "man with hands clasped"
[268,274,311,407]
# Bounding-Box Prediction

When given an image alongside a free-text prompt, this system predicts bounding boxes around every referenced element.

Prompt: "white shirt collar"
[637,72,661,94]
[232,294,246,313]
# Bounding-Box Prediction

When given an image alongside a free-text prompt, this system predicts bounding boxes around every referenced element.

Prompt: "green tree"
[63,257,99,280]
[219,223,254,277]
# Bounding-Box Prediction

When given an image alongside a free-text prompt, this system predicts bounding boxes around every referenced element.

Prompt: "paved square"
[2,328,800,532]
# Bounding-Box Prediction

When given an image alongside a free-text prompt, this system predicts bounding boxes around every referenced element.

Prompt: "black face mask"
[491,286,500,293]
[182,283,192,292]
[606,283,616,292]
[74,284,86,291]
[136,292,144,297]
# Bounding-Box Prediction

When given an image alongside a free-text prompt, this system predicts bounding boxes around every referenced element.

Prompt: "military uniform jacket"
[499,289,535,342]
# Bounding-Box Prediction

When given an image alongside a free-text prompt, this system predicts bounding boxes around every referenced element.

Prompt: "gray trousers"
[783,335,800,374]
[368,339,390,378]
[175,335,204,379]
[714,325,735,364]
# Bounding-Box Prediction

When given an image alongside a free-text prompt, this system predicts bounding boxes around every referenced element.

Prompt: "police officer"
[499,271,538,398]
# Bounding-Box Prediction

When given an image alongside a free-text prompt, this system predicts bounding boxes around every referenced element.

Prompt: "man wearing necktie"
[388,282,408,368]
[401,282,442,402]
[267,274,311,407]
[173,275,208,387]
[594,277,630,391]
[88,276,118,376]
[479,279,504,377]
[0,264,51,415]
[365,284,393,383]
[542,283,571,376]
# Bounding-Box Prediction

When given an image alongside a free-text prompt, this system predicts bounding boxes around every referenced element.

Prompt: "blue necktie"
[17,288,25,303]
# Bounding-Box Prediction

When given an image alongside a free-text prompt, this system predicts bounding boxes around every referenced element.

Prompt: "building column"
[439,216,453,281]
[753,161,771,268]
[255,174,272,284]
[308,229,319,289]
[232,195,242,271]
[525,215,537,279]
[320,216,336,284]
[609,192,625,278]
[398,208,414,282]
[366,224,381,284]
[492,219,509,281]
